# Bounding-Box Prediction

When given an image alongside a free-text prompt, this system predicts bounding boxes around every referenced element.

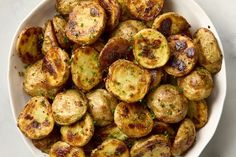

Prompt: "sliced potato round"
[149,69,163,89]
[105,59,151,102]
[114,102,153,138]
[17,96,54,139]
[147,84,188,123]
[152,121,176,142]
[16,26,43,64]
[130,135,171,157]
[126,0,164,21]
[133,29,170,69]
[117,0,134,21]
[111,20,147,41]
[61,113,94,147]
[65,1,106,45]
[193,28,222,74]
[91,139,129,157]
[152,12,191,36]
[52,89,88,125]
[23,60,60,99]
[56,0,82,15]
[164,35,198,77]
[99,37,132,71]
[187,100,208,129]
[177,67,214,101]
[42,47,70,87]
[71,46,102,91]
[86,89,118,126]
[171,119,196,156]
[49,141,86,157]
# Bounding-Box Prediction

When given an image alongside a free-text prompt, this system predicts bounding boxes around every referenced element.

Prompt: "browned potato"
[114,102,153,138]
[65,1,106,45]
[147,84,188,123]
[99,37,132,71]
[178,67,214,101]
[171,119,196,156]
[126,0,164,21]
[130,135,171,157]
[152,12,191,36]
[117,0,134,21]
[16,27,43,64]
[56,0,82,15]
[105,59,151,102]
[133,29,170,69]
[164,35,198,77]
[149,69,164,89]
[17,96,54,140]
[91,38,105,52]
[193,28,222,74]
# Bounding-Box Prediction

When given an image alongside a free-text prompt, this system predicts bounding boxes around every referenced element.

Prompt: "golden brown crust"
[149,69,163,89]
[56,0,82,15]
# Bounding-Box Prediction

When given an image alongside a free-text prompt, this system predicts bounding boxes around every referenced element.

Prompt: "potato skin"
[16,27,43,64]
[56,0,82,15]
[105,59,151,102]
[178,67,214,101]
[149,69,163,89]
[193,28,222,74]
[17,96,54,140]
[147,84,188,123]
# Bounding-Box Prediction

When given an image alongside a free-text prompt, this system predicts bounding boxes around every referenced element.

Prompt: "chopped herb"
[111,108,115,114]
[80,23,84,27]
[127,45,133,51]
[63,36,69,43]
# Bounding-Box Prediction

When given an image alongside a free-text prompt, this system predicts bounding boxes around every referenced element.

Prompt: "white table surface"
[0,0,235,156]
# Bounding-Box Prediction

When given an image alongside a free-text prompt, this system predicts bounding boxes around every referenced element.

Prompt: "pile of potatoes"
[16,0,223,156]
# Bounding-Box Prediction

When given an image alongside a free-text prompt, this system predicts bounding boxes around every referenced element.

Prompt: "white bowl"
[8,0,226,156]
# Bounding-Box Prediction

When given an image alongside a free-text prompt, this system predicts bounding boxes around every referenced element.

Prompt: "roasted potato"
[17,96,54,139]
[42,20,59,54]
[61,113,94,147]
[99,37,132,71]
[49,141,86,157]
[117,0,134,21]
[130,135,171,157]
[111,20,147,41]
[65,1,106,45]
[86,89,118,126]
[193,28,222,74]
[147,84,188,123]
[91,38,105,52]
[133,29,170,69]
[105,59,151,102]
[16,27,43,64]
[114,102,153,138]
[178,67,214,101]
[149,69,163,89]
[56,0,82,15]
[126,0,164,21]
[91,139,129,157]
[171,119,196,156]
[42,47,70,87]
[52,89,88,125]
[152,12,191,36]
[71,46,102,91]
[164,35,198,77]
[23,60,60,98]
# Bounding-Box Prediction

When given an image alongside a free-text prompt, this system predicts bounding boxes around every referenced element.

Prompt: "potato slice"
[52,89,87,125]
[91,139,129,157]
[16,27,43,64]
[99,37,132,71]
[65,1,106,45]
[117,0,134,21]
[71,46,102,91]
[23,60,60,98]
[61,113,94,147]
[42,20,59,54]
[49,141,86,157]
[171,119,196,156]
[56,0,82,15]
[17,96,54,139]
[152,12,191,36]
[133,29,170,69]
[193,28,222,74]
[126,0,164,21]
[147,84,188,123]
[105,59,151,102]
[164,35,198,77]
[91,38,105,52]
[187,100,208,129]
[96,0,121,31]
[114,102,153,138]
[177,67,214,101]
[42,47,70,87]
[111,20,147,41]
[149,69,163,89]
[130,135,171,157]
